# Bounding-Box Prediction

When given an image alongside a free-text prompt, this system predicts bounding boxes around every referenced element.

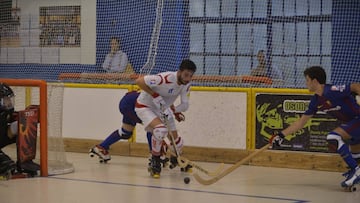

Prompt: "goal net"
[1,79,74,176]
[1,1,359,87]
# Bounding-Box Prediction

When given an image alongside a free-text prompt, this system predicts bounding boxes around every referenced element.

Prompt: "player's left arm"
[173,85,190,113]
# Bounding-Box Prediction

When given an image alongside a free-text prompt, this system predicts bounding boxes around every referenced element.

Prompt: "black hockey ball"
[184,177,190,184]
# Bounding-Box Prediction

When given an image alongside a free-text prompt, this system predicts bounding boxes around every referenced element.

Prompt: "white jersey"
[137,71,190,112]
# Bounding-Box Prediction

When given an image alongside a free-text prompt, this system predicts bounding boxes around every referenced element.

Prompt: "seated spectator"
[250,50,267,77]
[250,50,284,80]
[102,37,130,72]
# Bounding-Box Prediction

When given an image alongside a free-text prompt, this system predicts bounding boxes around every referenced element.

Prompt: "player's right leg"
[148,123,168,178]
[327,131,360,187]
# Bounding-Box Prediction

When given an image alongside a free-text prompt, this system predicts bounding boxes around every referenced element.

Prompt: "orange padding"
[58,73,272,85]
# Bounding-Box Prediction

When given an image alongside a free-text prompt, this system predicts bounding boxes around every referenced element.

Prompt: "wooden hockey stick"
[193,143,270,185]
[159,106,224,175]
[160,106,188,168]
[167,150,225,177]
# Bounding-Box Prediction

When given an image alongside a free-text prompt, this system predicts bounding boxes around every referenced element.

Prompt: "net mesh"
[12,83,74,175]
[0,1,359,86]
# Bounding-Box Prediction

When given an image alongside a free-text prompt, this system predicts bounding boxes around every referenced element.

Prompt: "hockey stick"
[193,143,270,185]
[166,149,225,177]
[159,106,224,176]
[160,106,188,168]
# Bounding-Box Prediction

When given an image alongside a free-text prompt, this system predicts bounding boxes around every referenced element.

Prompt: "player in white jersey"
[135,59,197,178]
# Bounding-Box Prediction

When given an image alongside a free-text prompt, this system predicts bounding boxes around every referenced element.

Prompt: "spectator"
[102,36,129,72]
[250,50,284,81]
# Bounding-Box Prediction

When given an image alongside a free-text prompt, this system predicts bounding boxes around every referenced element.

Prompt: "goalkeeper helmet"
[0,83,15,110]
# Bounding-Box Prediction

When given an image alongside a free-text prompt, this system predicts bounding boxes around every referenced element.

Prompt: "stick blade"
[193,173,221,185]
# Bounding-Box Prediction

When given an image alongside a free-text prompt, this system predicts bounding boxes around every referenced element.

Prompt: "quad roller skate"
[17,160,40,177]
[148,156,161,178]
[148,156,169,168]
[89,145,111,163]
[341,166,360,192]
[0,153,16,181]
[169,156,193,173]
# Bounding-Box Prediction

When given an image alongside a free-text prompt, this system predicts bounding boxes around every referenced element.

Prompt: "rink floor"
[0,151,359,203]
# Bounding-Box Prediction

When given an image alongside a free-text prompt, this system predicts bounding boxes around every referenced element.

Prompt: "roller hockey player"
[269,66,360,190]
[135,59,196,178]
[89,91,154,163]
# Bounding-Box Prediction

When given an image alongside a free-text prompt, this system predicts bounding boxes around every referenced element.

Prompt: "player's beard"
[177,75,188,85]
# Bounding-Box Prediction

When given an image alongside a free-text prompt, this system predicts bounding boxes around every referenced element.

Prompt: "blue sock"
[100,130,121,150]
[338,144,358,169]
[147,132,152,151]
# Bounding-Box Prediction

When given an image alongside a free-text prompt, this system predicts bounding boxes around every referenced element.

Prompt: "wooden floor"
[0,151,359,203]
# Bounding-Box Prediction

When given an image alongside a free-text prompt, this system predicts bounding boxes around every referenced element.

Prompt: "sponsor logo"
[150,79,157,85]
[331,85,346,92]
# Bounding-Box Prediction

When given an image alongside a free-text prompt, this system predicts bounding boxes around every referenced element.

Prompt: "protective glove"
[269,131,285,149]
[170,106,185,122]
[152,93,166,110]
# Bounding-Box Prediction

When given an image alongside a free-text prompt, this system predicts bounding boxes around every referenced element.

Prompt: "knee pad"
[153,124,168,141]
[326,132,345,152]
[118,128,132,140]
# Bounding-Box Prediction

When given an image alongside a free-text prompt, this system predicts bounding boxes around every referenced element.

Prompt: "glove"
[269,131,285,148]
[170,106,185,122]
[174,112,185,122]
[152,93,166,110]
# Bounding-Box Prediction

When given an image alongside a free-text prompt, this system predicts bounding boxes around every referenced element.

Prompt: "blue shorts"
[340,117,360,144]
[118,91,142,126]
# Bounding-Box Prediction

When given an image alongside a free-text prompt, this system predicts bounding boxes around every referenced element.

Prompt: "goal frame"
[0,78,48,177]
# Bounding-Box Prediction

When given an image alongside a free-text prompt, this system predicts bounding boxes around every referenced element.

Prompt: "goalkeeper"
[269,66,360,188]
[0,83,17,175]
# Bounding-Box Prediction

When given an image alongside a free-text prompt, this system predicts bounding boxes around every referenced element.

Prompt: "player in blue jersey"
[270,66,360,188]
[89,91,185,164]
[89,91,150,162]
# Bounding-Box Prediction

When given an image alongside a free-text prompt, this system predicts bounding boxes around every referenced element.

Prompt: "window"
[188,0,332,87]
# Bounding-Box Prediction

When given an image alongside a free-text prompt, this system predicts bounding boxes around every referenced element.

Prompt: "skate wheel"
[344,185,357,192]
[169,164,176,169]
[89,153,95,157]
[0,171,11,180]
[0,175,8,181]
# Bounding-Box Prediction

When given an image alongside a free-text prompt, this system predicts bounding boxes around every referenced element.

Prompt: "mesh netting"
[0,0,359,87]
[12,83,74,175]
